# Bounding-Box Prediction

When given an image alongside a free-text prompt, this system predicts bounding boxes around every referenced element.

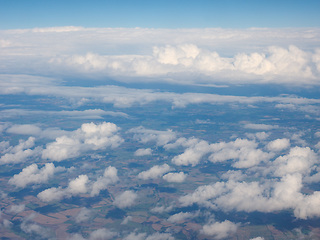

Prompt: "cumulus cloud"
[150,204,173,214]
[201,220,238,239]
[8,163,65,188]
[138,164,172,180]
[266,138,290,152]
[272,147,317,177]
[37,175,89,202]
[167,211,198,223]
[209,138,271,168]
[90,166,119,196]
[42,122,123,161]
[0,137,40,165]
[113,190,138,208]
[171,139,212,166]
[129,126,177,146]
[163,172,187,183]
[134,148,152,156]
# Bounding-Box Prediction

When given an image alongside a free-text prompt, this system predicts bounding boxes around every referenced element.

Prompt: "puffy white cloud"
[90,166,119,196]
[37,175,89,202]
[0,137,40,165]
[172,139,212,166]
[89,228,117,240]
[42,122,123,161]
[134,148,152,156]
[8,163,65,188]
[129,126,177,146]
[266,138,290,152]
[201,220,238,239]
[272,147,317,177]
[150,204,173,213]
[113,190,138,208]
[163,172,187,183]
[180,169,320,219]
[209,138,271,168]
[138,164,172,180]
[167,211,198,223]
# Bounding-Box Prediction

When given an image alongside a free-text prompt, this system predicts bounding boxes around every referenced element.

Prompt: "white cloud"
[171,139,212,166]
[89,228,117,240]
[42,122,123,161]
[138,164,172,180]
[0,137,40,165]
[113,190,138,208]
[8,163,65,188]
[6,124,42,135]
[244,123,278,131]
[134,148,152,156]
[90,166,119,196]
[7,204,25,214]
[163,172,187,183]
[167,211,197,223]
[266,138,290,152]
[129,126,177,146]
[201,220,238,239]
[209,138,271,168]
[150,204,173,213]
[272,147,317,177]
[37,175,89,202]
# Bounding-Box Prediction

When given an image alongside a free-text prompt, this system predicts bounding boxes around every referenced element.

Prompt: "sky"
[1,0,320,29]
[1,1,320,239]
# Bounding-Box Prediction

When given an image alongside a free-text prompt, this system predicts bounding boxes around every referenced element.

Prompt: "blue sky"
[1,0,320,29]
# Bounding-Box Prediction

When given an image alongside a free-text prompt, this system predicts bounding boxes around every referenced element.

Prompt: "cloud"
[8,163,65,188]
[113,190,138,208]
[163,172,187,183]
[90,166,119,196]
[167,211,198,223]
[129,126,177,146]
[201,220,238,239]
[20,214,53,239]
[37,175,89,202]
[138,164,172,180]
[6,124,42,135]
[42,122,123,161]
[0,137,41,165]
[134,148,152,156]
[89,228,117,240]
[124,232,174,240]
[266,138,290,152]
[209,138,271,168]
[7,204,25,214]
[1,74,320,110]
[171,138,212,166]
[75,207,92,223]
[244,123,278,130]
[150,204,173,214]
[272,147,317,177]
